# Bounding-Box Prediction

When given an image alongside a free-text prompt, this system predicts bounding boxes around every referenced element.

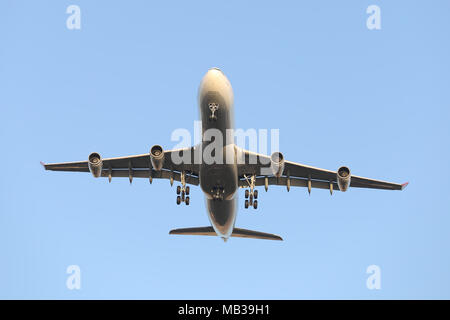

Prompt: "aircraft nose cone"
[209,67,222,73]
[207,67,225,77]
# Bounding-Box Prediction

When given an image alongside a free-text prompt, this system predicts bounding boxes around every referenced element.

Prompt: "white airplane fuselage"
[198,68,238,240]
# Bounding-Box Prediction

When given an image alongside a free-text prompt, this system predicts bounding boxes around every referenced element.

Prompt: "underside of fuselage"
[198,68,238,240]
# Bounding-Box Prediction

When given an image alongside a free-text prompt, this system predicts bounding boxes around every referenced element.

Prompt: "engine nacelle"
[88,152,103,178]
[270,152,285,177]
[150,145,164,171]
[337,166,351,192]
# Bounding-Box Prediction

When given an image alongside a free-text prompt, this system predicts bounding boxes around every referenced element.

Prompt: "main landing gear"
[176,171,190,205]
[211,186,225,200]
[244,174,258,210]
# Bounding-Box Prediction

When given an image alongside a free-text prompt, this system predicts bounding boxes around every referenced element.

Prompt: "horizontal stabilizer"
[231,227,283,241]
[169,226,283,241]
[169,226,216,237]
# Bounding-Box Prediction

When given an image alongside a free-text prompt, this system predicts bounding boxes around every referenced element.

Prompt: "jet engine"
[270,152,285,177]
[337,166,351,192]
[88,152,103,178]
[150,145,164,171]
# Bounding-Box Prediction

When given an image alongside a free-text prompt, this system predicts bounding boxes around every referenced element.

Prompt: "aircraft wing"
[237,148,408,192]
[42,147,200,185]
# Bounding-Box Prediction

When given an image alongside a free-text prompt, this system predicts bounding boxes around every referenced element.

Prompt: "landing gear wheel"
[254,190,258,199]
[185,196,190,205]
[176,196,181,205]
[253,200,258,209]
[245,200,249,209]
[245,189,249,198]
[176,186,181,195]
[186,186,190,195]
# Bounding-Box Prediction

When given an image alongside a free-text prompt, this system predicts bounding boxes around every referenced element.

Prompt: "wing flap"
[239,176,339,191]
[100,169,199,185]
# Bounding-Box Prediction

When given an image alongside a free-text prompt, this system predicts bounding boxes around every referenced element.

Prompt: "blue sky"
[0,1,449,299]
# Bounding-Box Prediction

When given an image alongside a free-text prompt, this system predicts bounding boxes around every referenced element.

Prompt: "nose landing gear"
[176,172,190,205]
[208,103,219,121]
[244,174,258,209]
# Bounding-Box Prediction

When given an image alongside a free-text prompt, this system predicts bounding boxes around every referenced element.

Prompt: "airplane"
[41,67,408,242]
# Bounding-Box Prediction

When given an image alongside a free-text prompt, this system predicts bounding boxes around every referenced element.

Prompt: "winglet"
[401,182,409,190]
[40,161,46,170]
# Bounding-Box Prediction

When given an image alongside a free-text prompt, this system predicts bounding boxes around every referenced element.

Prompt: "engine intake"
[337,166,351,192]
[270,152,285,177]
[88,152,103,178]
[150,145,164,171]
